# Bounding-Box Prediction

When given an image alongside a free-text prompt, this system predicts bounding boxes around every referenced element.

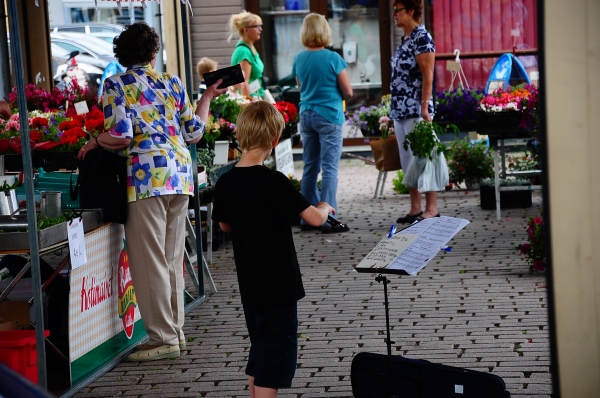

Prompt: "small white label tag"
[74,100,90,115]
[455,384,464,394]
[67,217,87,269]
[248,79,261,94]
[511,28,520,37]
[446,61,461,72]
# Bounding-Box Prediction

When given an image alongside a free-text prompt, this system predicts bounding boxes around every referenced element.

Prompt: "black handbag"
[72,148,128,224]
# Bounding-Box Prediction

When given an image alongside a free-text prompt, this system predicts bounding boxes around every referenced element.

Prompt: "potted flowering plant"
[434,86,485,131]
[346,95,391,138]
[517,212,545,272]
[446,138,494,189]
[369,115,398,172]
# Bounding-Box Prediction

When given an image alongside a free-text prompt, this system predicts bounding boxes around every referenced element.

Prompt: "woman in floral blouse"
[390,0,439,223]
[77,22,227,362]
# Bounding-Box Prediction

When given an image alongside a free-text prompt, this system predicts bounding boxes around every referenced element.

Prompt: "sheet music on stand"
[355,216,469,276]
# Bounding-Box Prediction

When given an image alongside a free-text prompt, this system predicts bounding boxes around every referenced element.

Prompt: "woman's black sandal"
[396,211,423,224]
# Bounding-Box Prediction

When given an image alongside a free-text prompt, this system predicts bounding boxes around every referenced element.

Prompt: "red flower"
[30,117,48,129]
[87,109,104,121]
[29,129,42,142]
[533,216,543,225]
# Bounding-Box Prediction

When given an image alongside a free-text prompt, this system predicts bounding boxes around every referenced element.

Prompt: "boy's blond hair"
[197,57,218,81]
[236,101,285,152]
[300,13,332,48]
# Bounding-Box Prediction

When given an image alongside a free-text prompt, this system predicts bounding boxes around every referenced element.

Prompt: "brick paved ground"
[76,159,551,398]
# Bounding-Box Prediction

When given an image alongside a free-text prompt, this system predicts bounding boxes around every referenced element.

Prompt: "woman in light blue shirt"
[292,13,353,233]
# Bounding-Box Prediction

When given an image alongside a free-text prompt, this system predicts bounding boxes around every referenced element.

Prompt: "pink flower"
[533,216,543,225]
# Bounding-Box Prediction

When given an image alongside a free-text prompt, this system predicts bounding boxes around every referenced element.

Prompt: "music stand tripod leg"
[376,274,396,398]
[202,253,217,293]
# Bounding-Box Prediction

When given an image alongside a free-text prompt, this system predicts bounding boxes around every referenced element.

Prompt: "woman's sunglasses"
[392,7,406,13]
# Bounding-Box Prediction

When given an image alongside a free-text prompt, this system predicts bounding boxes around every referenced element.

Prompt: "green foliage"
[209,94,242,123]
[391,170,409,194]
[197,148,216,182]
[403,121,457,160]
[0,180,19,192]
[447,138,494,187]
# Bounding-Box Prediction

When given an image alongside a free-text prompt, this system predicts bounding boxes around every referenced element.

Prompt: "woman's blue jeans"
[299,110,343,226]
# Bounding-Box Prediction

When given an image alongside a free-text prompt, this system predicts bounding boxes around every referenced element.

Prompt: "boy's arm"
[219,222,231,233]
[300,202,335,227]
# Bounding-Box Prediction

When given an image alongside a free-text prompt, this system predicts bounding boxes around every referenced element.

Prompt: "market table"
[477,114,542,220]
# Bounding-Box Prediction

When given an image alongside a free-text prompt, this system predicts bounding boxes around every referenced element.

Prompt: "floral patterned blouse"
[102,64,205,203]
[390,25,435,120]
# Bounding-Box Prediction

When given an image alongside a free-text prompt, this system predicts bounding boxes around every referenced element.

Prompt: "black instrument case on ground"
[351,352,511,398]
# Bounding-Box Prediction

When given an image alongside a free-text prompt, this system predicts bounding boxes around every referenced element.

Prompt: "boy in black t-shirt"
[212,101,334,397]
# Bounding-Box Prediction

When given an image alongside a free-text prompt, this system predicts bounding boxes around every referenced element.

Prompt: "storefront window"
[258,1,309,84]
[257,0,382,109]
[327,0,382,109]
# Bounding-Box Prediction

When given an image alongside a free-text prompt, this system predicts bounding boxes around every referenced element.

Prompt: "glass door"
[327,0,382,110]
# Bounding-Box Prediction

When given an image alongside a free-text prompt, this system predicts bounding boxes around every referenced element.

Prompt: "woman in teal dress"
[228,11,265,99]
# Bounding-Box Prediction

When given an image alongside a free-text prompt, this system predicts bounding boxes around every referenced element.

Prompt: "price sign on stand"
[67,217,88,269]
[274,138,294,177]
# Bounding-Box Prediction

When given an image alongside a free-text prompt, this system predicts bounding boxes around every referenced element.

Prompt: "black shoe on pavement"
[396,211,423,224]
[321,223,350,233]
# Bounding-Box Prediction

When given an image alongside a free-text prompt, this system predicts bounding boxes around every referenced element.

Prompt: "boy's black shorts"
[243,302,298,389]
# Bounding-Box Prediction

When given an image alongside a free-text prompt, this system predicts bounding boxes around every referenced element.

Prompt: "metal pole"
[179,0,192,96]
[0,0,11,99]
[190,144,205,298]
[6,0,47,389]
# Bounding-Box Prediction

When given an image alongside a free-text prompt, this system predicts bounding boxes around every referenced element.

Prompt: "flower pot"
[213,141,229,165]
[480,185,532,209]
[465,181,480,190]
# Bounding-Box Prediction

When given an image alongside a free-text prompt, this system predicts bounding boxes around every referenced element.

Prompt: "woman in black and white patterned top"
[390,0,439,224]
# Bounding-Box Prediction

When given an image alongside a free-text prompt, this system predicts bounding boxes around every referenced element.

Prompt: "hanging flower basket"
[475,110,528,139]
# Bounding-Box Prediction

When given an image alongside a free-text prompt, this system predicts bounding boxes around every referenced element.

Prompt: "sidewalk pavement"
[77,159,551,398]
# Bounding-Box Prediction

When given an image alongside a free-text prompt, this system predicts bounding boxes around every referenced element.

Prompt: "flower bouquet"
[368,105,398,171]
[346,95,391,138]
[517,212,546,272]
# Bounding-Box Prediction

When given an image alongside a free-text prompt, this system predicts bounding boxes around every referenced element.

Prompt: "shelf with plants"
[0,82,106,171]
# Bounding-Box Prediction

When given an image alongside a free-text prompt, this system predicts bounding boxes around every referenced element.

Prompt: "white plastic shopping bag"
[403,151,449,192]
